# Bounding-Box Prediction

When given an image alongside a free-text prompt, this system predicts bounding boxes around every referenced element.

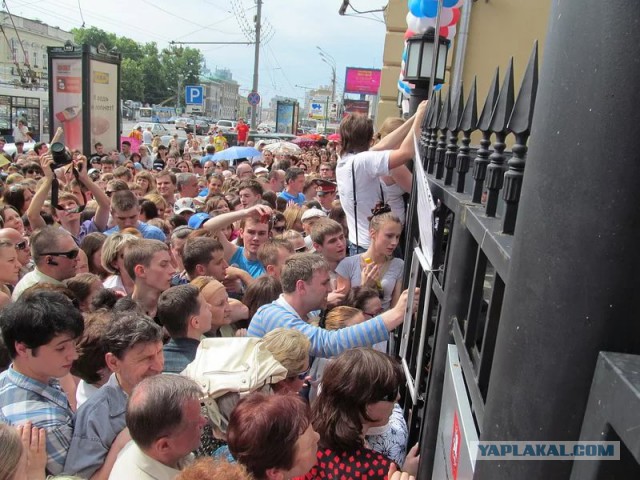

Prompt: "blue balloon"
[408,0,424,17]
[423,0,439,18]
[402,49,408,62]
[443,0,458,7]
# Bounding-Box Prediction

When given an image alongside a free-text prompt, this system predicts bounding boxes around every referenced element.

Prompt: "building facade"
[200,68,240,120]
[0,13,73,90]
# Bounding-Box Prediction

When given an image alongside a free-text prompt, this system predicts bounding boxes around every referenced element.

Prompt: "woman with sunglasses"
[303,348,417,480]
[0,239,22,307]
[26,155,111,245]
[262,328,311,395]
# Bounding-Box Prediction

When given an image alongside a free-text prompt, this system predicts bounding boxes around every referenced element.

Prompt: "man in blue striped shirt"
[0,291,84,475]
[248,253,416,358]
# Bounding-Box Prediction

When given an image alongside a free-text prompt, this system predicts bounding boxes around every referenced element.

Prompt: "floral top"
[366,404,409,466]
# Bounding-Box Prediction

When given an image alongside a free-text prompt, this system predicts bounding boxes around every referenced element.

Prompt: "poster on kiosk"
[48,43,121,156]
[51,58,83,152]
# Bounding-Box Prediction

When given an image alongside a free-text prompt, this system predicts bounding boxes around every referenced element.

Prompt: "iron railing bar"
[464,247,487,351]
[477,274,505,400]
[469,345,482,371]
[432,277,444,303]
[452,319,485,433]
[427,178,513,280]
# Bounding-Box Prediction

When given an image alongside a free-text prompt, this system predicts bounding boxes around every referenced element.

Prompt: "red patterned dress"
[296,446,391,480]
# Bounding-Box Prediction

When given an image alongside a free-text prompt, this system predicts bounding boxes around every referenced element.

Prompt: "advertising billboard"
[276,101,299,134]
[51,58,83,152]
[89,59,119,152]
[343,99,370,117]
[344,68,382,95]
[309,98,327,120]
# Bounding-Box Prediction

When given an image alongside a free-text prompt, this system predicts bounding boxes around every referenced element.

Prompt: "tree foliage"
[71,27,203,106]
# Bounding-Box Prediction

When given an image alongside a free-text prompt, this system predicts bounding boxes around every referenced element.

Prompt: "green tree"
[71,27,116,50]
[160,46,203,106]
[70,28,204,106]
[121,58,144,101]
[140,42,168,105]
[114,37,143,61]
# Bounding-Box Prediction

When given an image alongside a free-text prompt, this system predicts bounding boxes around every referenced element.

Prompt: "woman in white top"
[101,233,140,296]
[335,212,404,310]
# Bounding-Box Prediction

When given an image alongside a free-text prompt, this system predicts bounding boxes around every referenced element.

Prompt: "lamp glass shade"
[406,40,422,79]
[436,43,449,81]
[419,44,436,79]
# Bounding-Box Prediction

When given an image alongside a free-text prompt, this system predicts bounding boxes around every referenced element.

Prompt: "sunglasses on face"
[57,205,82,214]
[15,240,27,250]
[272,225,286,234]
[42,249,79,260]
[295,245,306,253]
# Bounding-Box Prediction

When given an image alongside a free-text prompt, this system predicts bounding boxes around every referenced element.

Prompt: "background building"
[0,12,73,90]
[200,68,240,120]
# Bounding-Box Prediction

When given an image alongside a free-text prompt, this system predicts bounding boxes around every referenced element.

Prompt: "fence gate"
[396,0,640,478]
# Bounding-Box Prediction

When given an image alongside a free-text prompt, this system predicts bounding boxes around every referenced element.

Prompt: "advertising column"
[89,59,118,152]
[52,58,83,151]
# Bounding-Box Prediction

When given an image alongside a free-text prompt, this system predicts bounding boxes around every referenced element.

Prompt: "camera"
[50,142,73,167]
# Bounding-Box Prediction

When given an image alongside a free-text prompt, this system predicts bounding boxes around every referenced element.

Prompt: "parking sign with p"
[185,85,203,105]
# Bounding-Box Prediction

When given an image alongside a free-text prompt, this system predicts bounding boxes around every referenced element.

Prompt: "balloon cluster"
[398,0,464,109]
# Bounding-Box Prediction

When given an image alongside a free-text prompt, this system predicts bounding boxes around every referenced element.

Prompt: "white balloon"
[406,12,437,34]
[415,15,437,34]
[446,24,458,40]
[440,8,454,27]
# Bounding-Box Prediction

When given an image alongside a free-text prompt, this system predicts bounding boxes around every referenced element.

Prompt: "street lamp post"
[317,46,336,104]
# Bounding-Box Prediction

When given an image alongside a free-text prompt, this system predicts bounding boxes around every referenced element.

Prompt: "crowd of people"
[0,101,427,480]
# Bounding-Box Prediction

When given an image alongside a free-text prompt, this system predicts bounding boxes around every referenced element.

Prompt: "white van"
[216,120,237,132]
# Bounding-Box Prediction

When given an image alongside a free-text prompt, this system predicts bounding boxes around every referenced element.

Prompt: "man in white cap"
[301,208,327,252]
[173,198,196,222]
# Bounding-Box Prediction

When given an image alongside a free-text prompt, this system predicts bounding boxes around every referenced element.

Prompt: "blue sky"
[8,0,388,104]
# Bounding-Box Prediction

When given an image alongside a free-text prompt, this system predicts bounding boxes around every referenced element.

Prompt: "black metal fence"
[399,0,640,477]
[398,42,537,474]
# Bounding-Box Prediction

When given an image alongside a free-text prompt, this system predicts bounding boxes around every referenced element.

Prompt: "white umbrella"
[262,141,302,155]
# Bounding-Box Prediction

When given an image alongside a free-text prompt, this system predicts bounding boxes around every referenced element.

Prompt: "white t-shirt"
[336,150,390,248]
[335,254,404,310]
[381,180,406,225]
[142,130,153,144]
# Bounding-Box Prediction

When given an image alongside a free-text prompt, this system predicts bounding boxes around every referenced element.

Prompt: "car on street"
[216,120,237,133]
[174,117,189,130]
[185,119,210,135]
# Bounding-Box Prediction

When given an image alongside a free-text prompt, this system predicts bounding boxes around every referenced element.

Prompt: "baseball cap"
[188,212,210,229]
[301,208,327,222]
[174,197,196,215]
[254,167,268,175]
[153,160,165,171]
[88,168,101,180]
